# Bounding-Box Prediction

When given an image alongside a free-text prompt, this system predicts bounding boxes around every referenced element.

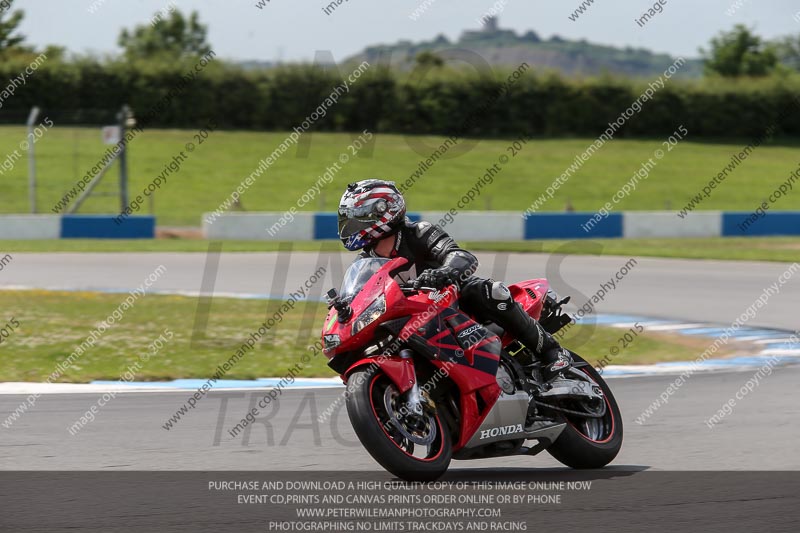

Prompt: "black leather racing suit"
[359,218,566,372]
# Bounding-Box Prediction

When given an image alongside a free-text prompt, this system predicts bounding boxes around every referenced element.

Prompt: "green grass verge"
[0,236,798,262]
[0,289,727,382]
[2,127,799,226]
[0,289,330,382]
[556,320,732,368]
[0,239,337,253]
[468,237,800,262]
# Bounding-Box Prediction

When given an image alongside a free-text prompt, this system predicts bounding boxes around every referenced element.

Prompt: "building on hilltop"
[462,16,517,41]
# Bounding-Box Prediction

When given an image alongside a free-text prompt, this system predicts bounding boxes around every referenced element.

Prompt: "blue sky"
[15,0,800,62]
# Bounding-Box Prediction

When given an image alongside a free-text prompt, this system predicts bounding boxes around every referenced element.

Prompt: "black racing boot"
[504,301,573,382]
[540,346,574,382]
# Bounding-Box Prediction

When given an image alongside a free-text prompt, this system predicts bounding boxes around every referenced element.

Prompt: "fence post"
[26,106,40,214]
[118,105,134,213]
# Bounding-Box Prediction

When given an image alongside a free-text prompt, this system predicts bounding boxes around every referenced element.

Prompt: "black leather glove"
[414,267,459,290]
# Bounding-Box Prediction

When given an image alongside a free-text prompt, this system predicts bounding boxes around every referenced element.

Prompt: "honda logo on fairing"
[457,324,481,339]
[480,424,523,439]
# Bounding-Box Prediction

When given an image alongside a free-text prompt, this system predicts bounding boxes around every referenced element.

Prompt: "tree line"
[1,1,799,138]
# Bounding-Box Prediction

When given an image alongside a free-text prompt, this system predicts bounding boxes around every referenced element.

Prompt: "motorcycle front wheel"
[346,366,452,481]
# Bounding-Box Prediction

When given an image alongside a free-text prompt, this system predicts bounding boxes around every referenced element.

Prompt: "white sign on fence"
[101,126,121,145]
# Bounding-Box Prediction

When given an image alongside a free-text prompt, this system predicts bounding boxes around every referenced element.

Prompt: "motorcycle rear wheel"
[346,366,452,481]
[545,353,623,469]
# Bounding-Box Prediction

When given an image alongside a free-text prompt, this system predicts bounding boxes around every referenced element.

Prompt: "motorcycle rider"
[336,179,573,382]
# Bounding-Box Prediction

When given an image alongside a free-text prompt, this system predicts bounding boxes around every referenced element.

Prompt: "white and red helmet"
[337,179,407,251]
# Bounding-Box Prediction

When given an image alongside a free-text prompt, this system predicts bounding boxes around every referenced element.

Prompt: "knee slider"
[490,281,511,302]
[486,281,513,312]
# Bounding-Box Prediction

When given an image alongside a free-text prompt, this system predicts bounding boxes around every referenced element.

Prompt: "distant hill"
[346,17,702,78]
[237,59,277,70]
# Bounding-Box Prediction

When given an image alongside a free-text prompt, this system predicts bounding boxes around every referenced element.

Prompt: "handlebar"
[399,282,458,293]
[400,285,436,293]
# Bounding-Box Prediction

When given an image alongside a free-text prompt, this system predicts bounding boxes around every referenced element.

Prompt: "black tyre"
[546,353,623,469]
[346,366,452,481]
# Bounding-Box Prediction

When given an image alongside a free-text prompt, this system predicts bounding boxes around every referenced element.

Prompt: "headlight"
[352,294,386,335]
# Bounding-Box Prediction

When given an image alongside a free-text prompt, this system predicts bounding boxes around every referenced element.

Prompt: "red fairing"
[509,278,549,320]
[344,356,415,395]
[322,257,542,451]
[453,382,502,450]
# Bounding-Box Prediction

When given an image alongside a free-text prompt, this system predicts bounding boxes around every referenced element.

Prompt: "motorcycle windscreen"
[339,257,390,302]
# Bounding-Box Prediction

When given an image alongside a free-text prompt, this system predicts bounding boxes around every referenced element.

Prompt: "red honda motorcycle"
[322,257,622,481]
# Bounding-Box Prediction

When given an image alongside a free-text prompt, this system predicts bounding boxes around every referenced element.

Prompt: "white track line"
[641,323,708,331]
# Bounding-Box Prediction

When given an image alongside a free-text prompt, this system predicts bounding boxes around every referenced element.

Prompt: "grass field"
[2,127,800,227]
[0,289,736,382]
[1,236,798,262]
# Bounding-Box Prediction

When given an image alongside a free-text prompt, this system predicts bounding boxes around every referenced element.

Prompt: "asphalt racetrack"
[3,251,800,531]
[3,251,799,329]
[2,366,800,471]
[1,252,799,471]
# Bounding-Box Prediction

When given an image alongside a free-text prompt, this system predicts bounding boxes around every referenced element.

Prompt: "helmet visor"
[339,204,378,218]
[337,212,380,239]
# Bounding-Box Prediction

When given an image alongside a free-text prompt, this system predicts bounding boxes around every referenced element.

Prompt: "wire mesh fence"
[0,107,129,215]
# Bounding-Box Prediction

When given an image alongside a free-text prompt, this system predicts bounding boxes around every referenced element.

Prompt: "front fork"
[400,349,424,416]
[344,350,425,416]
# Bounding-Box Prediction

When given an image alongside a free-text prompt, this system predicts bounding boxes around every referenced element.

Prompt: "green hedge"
[1,58,799,138]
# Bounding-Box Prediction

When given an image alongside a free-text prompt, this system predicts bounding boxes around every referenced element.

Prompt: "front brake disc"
[383,387,437,446]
